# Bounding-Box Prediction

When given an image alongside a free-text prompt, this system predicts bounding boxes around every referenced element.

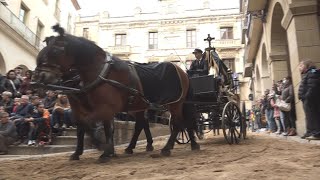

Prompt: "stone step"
[62,128,77,136]
[7,145,81,155]
[6,122,169,156]
[52,136,91,146]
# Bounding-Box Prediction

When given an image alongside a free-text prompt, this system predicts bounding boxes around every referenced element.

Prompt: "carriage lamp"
[233,77,239,93]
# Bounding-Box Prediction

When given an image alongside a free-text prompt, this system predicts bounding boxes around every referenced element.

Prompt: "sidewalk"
[252,128,320,146]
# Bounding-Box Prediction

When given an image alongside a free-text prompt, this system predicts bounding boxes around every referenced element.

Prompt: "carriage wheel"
[169,120,190,144]
[221,101,243,144]
[196,113,205,140]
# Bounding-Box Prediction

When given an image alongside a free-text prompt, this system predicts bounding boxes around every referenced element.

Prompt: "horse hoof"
[69,154,80,161]
[124,148,133,154]
[160,149,171,157]
[97,156,110,163]
[191,144,200,151]
[146,145,154,152]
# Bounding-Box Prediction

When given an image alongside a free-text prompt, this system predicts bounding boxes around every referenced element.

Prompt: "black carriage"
[171,35,246,145]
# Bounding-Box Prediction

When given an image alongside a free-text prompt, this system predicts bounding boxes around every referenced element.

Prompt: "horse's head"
[33,24,106,85]
[33,24,76,84]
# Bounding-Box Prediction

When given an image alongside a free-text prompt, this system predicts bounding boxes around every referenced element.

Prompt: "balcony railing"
[107,45,131,54]
[214,39,242,48]
[0,3,45,50]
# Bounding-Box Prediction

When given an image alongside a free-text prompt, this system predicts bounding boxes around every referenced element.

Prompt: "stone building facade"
[242,0,320,134]
[75,0,249,104]
[0,0,80,74]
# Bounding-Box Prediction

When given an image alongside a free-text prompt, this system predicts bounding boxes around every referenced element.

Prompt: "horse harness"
[36,55,165,113]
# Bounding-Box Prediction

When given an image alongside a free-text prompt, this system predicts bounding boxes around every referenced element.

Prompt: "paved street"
[0,132,319,180]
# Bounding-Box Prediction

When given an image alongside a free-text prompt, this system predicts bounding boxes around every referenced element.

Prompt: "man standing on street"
[298,59,320,140]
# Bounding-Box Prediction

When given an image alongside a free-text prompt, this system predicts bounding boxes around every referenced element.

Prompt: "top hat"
[192,48,203,54]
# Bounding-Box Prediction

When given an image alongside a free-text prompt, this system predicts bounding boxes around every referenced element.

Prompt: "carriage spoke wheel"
[221,102,243,144]
[169,120,190,144]
[196,113,205,140]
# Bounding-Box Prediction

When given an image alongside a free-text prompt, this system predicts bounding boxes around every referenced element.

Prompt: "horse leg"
[143,120,154,152]
[125,119,143,154]
[98,120,115,163]
[187,128,200,151]
[161,123,179,156]
[70,123,85,160]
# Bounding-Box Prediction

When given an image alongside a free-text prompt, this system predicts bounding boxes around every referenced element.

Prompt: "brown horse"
[32,25,199,162]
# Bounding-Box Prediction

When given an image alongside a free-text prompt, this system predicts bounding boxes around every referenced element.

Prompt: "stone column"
[282,0,320,135]
[268,53,289,82]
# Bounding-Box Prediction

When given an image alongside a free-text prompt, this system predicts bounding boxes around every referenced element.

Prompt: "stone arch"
[269,2,291,82]
[0,52,6,74]
[270,2,287,54]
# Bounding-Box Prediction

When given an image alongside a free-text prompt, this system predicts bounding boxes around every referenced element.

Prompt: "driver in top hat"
[187,48,208,77]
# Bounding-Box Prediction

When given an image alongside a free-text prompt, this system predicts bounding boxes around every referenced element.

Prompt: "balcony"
[244,14,263,63]
[106,45,131,55]
[214,39,242,49]
[247,0,267,12]
[0,3,45,50]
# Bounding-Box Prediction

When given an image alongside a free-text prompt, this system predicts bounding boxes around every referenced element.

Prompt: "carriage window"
[186,30,196,48]
[83,28,89,39]
[115,34,127,46]
[222,58,235,72]
[220,27,233,39]
[19,3,29,24]
[148,32,158,49]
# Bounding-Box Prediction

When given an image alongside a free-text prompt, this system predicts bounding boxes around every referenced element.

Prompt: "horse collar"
[79,56,112,93]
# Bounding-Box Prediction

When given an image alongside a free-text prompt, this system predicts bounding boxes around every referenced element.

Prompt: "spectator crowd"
[0,66,74,155]
[247,60,320,140]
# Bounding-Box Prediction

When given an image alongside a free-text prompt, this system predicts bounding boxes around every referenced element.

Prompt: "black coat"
[3,79,21,97]
[188,59,208,77]
[298,68,320,101]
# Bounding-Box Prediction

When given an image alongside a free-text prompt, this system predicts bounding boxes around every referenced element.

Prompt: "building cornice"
[98,15,241,30]
[282,0,318,30]
[0,19,38,56]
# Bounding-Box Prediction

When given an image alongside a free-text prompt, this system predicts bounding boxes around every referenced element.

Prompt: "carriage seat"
[189,75,218,101]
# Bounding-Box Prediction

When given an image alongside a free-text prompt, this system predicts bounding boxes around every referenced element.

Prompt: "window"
[220,27,233,39]
[67,13,72,33]
[83,28,89,39]
[115,34,126,46]
[186,29,196,48]
[36,20,44,47]
[148,32,158,49]
[222,58,235,72]
[54,0,60,21]
[19,4,29,23]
